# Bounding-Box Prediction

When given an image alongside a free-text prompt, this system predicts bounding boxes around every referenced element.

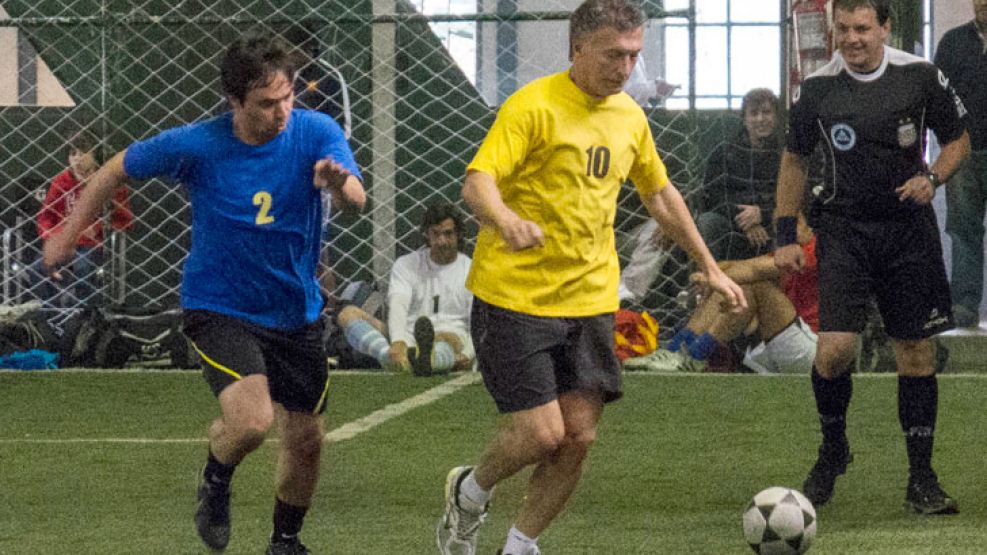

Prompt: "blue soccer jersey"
[124,109,362,330]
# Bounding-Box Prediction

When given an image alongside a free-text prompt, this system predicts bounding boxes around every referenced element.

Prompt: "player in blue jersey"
[43,35,365,555]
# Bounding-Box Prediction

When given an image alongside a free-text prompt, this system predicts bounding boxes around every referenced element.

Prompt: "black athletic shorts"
[182,310,330,414]
[814,211,953,340]
[471,297,621,414]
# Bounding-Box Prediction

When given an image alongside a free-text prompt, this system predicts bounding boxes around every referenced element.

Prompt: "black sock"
[898,374,938,480]
[811,366,852,446]
[272,497,308,542]
[204,449,236,489]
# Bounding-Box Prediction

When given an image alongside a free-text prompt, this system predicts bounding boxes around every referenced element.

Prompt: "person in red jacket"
[29,132,133,306]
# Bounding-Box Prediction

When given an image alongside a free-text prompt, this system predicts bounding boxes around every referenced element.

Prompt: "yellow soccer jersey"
[466,71,669,317]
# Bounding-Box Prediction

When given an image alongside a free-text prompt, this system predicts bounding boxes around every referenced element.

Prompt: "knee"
[560,426,598,458]
[524,423,566,460]
[336,305,364,327]
[287,423,324,461]
[231,410,274,450]
[894,339,935,376]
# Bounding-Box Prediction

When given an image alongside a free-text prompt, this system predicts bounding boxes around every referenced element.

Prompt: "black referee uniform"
[782,43,969,515]
[789,46,967,338]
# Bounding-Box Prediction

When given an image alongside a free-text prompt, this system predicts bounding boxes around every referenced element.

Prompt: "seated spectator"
[26,131,133,307]
[696,88,783,261]
[617,218,673,304]
[625,215,817,373]
[336,201,473,374]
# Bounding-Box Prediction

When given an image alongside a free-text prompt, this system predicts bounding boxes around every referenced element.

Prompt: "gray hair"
[569,0,646,57]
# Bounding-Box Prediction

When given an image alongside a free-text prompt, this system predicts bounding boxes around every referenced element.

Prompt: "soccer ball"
[742,486,816,555]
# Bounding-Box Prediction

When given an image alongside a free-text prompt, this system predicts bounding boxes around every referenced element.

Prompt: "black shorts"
[471,297,621,414]
[815,212,953,340]
[182,310,330,414]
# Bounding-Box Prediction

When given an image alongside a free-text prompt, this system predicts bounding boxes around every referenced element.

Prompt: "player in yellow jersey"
[435,2,746,554]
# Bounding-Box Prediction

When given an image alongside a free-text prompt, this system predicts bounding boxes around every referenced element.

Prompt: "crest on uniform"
[830,123,856,151]
[897,120,917,148]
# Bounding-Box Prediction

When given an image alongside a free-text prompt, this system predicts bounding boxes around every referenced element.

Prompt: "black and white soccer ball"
[742,486,816,555]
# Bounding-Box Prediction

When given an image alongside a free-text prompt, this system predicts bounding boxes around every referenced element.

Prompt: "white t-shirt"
[387,248,472,347]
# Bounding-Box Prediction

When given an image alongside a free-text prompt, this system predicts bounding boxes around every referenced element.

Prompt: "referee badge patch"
[830,123,856,151]
[897,120,917,148]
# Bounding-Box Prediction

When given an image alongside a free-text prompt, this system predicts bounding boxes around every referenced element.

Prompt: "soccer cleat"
[195,473,231,551]
[622,347,706,373]
[412,316,436,376]
[436,466,489,555]
[802,442,851,506]
[265,536,311,555]
[905,474,959,515]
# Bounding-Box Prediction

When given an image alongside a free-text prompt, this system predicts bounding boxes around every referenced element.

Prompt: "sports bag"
[59,305,198,369]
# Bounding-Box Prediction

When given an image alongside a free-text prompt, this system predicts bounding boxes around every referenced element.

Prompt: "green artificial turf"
[1,371,985,554]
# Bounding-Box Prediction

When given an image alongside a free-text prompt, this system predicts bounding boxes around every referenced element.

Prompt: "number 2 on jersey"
[253,191,275,225]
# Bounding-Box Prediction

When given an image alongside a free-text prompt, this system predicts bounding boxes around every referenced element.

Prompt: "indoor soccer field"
[3,369,987,554]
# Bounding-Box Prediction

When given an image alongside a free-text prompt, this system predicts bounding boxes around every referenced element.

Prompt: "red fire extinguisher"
[790,0,832,101]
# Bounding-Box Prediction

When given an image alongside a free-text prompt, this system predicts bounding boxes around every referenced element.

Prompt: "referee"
[775,0,970,514]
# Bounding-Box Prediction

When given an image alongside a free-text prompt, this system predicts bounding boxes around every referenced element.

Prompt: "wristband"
[775,216,798,247]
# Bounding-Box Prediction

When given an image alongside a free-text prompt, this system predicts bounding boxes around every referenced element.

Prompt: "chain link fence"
[0,0,737,336]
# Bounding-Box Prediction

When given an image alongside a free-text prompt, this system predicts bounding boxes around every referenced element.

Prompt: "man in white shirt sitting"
[337,202,473,374]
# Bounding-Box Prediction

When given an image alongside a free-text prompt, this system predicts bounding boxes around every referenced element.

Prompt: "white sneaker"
[496,545,541,555]
[622,347,706,373]
[436,466,489,555]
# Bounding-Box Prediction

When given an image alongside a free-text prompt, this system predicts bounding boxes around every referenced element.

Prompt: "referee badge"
[830,123,856,151]
[897,120,917,148]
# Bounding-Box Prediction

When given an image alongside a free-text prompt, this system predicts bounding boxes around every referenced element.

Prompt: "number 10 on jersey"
[585,146,610,178]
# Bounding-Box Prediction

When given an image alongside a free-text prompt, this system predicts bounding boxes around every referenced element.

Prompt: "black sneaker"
[905,474,959,515]
[195,475,231,551]
[802,442,851,506]
[266,536,311,555]
[411,316,435,376]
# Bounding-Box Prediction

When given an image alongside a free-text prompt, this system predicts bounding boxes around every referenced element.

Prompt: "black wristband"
[775,216,798,247]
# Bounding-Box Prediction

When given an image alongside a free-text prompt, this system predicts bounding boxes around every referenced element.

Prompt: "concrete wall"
[934,0,972,48]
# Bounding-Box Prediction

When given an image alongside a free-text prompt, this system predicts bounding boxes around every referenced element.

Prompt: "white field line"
[323,372,480,443]
[0,372,481,445]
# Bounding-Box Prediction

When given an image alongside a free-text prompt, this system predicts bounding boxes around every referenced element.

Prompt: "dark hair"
[569,0,646,58]
[421,201,465,241]
[740,88,779,119]
[220,34,302,104]
[67,131,97,154]
[833,0,891,26]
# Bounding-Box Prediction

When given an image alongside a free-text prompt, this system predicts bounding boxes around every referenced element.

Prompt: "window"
[408,0,478,85]
[660,0,782,109]
[922,0,932,60]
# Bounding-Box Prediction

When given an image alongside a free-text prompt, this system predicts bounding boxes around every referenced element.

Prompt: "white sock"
[458,469,491,509]
[432,341,455,371]
[343,319,390,363]
[502,525,537,554]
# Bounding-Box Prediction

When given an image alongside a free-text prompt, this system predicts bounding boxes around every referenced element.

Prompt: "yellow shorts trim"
[190,340,242,380]
[312,369,330,414]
